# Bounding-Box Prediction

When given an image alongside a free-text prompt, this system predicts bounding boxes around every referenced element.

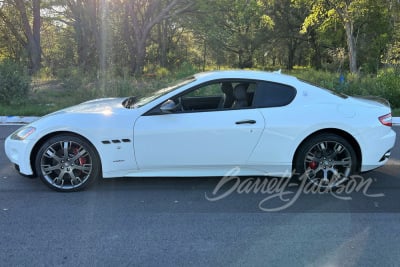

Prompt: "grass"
[0,80,90,116]
[1,68,400,117]
[0,76,180,116]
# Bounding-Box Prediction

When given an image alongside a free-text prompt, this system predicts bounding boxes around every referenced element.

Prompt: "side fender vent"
[102,139,131,145]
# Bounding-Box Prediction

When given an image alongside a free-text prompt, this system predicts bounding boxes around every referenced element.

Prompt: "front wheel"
[294,134,357,189]
[35,134,101,192]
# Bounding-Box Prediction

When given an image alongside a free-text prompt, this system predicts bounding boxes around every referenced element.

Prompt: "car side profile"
[5,70,396,191]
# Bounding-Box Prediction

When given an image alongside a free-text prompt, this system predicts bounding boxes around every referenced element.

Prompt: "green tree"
[384,0,400,65]
[268,0,309,70]
[122,0,194,75]
[298,0,365,73]
[0,0,41,74]
[357,0,392,72]
[192,0,274,68]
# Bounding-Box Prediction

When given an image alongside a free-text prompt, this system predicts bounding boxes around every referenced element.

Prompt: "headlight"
[10,126,36,140]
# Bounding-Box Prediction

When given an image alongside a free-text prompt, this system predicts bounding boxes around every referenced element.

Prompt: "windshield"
[132,76,196,108]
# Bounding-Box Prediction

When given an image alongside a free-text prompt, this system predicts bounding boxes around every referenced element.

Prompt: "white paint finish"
[134,109,265,168]
[4,70,397,179]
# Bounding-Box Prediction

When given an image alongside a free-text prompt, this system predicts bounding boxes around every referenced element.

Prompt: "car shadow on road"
[91,165,400,213]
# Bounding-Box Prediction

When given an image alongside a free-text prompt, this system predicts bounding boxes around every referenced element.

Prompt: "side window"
[175,80,257,112]
[185,83,222,97]
[178,82,225,111]
[246,83,256,105]
[151,80,259,115]
[252,82,296,108]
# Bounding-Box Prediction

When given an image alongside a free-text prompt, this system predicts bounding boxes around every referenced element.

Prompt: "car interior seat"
[232,83,248,108]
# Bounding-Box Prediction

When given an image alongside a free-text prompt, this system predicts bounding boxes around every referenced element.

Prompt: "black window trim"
[143,78,262,116]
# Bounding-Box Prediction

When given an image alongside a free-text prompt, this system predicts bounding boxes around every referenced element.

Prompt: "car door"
[133,109,265,169]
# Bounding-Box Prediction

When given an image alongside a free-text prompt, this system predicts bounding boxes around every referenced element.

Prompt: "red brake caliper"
[73,148,87,166]
[309,161,318,169]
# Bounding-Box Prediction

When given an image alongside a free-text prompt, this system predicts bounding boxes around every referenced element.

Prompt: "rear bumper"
[360,128,396,172]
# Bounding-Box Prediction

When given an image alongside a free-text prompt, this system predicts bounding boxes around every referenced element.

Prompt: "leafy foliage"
[0,59,30,104]
[1,0,400,76]
[1,0,400,115]
[375,68,400,108]
[290,67,400,108]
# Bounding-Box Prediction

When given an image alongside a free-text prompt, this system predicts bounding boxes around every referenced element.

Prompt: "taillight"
[379,113,392,127]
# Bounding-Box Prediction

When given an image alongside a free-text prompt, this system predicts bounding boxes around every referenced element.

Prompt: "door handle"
[235,120,256,125]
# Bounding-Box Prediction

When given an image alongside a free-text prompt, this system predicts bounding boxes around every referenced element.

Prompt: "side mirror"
[160,99,177,113]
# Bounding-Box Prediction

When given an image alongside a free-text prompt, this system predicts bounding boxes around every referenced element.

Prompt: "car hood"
[30,97,139,128]
[25,97,140,140]
[57,97,127,114]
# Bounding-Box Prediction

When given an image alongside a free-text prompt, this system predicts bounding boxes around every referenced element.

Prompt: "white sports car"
[5,70,397,191]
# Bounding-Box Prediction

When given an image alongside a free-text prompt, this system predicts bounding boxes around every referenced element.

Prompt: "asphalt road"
[1,125,399,266]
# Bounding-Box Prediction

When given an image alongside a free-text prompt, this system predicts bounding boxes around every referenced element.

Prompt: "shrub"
[99,78,135,97]
[155,67,170,78]
[174,62,198,79]
[0,59,30,104]
[56,67,88,91]
[375,68,400,108]
[289,68,400,109]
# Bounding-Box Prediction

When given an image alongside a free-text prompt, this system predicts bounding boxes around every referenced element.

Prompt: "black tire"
[294,133,357,189]
[35,134,101,192]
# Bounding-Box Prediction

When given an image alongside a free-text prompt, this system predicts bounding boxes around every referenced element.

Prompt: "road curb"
[0,116,40,124]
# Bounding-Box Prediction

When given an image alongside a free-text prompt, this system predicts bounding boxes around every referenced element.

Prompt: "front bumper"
[5,136,35,176]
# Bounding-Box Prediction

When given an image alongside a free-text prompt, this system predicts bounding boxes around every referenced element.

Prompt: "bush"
[289,68,400,109]
[342,69,400,108]
[0,59,30,104]
[56,67,89,91]
[98,78,135,97]
[375,68,400,108]
[174,62,198,79]
[155,67,170,78]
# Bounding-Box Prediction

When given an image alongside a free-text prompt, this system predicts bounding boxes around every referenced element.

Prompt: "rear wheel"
[35,134,100,192]
[294,134,357,189]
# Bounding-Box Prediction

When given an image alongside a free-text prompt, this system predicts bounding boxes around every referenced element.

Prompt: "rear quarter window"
[252,82,296,108]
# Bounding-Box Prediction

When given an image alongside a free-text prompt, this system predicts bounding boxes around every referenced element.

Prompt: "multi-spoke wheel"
[35,134,100,192]
[295,134,357,189]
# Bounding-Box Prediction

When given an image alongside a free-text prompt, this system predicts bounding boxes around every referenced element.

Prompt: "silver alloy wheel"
[303,140,352,188]
[39,140,93,190]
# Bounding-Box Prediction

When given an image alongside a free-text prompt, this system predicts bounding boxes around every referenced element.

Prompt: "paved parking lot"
[1,125,399,266]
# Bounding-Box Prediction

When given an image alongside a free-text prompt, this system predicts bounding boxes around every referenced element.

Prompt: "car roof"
[194,70,300,85]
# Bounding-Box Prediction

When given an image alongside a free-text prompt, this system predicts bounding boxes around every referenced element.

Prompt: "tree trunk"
[68,0,101,72]
[122,5,136,74]
[135,40,146,75]
[203,41,207,71]
[32,0,41,74]
[309,29,322,70]
[158,21,168,68]
[345,21,358,74]
[15,0,41,74]
[286,39,296,70]
[126,0,194,75]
